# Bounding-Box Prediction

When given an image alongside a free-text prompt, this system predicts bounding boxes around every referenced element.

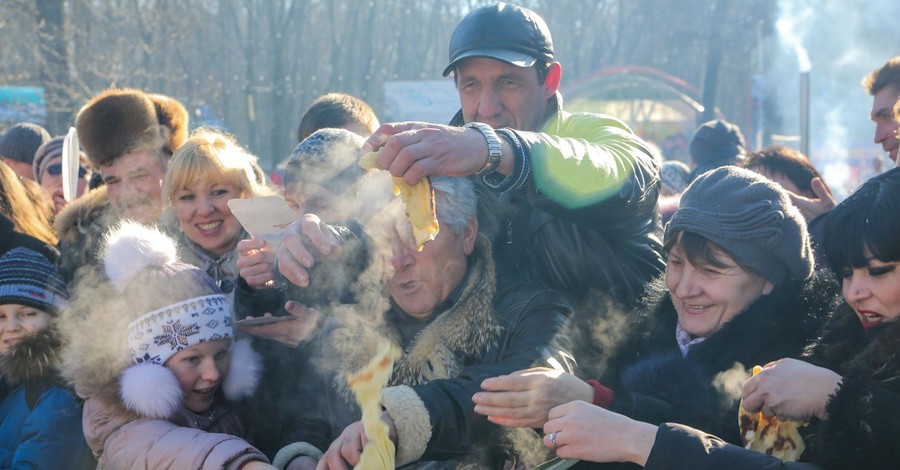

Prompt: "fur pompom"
[103,221,178,292]
[223,338,262,400]
[120,364,182,419]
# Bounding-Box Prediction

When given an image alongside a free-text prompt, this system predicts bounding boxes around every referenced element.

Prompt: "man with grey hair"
[271,176,572,469]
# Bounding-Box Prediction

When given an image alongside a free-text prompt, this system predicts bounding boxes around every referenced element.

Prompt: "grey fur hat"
[665,166,814,285]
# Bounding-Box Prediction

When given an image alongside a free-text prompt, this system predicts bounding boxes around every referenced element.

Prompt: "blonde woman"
[162,129,273,306]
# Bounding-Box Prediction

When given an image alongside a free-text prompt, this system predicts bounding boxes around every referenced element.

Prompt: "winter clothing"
[32,135,88,184]
[272,235,572,468]
[53,185,115,282]
[0,247,68,315]
[660,160,690,196]
[0,123,50,164]
[82,396,264,470]
[0,328,94,469]
[641,304,900,469]
[688,119,746,180]
[597,273,838,445]
[450,92,664,306]
[60,222,268,469]
[644,423,822,470]
[283,128,366,193]
[75,88,188,168]
[667,166,815,286]
[443,2,555,76]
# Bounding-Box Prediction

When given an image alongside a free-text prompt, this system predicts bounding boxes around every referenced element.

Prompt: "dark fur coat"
[801,303,900,468]
[600,273,840,445]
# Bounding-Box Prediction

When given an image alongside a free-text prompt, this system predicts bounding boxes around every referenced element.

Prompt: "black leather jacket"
[451,93,664,305]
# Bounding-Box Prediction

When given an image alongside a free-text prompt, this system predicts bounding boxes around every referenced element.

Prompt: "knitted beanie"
[666,166,814,285]
[101,221,259,418]
[283,128,366,194]
[0,123,51,164]
[689,120,746,179]
[0,247,68,315]
[661,160,690,196]
[32,136,89,184]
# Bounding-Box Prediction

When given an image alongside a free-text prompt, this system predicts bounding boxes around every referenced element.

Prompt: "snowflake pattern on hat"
[127,294,232,365]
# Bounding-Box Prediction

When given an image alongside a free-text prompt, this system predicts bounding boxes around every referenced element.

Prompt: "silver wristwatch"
[465,122,503,175]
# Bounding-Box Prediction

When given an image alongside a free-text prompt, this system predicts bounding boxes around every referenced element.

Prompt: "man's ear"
[462,216,478,256]
[543,62,562,99]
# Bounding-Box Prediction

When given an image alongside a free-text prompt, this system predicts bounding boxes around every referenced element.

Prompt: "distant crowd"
[1,3,900,470]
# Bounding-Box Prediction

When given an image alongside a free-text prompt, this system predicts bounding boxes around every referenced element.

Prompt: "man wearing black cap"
[281,3,663,309]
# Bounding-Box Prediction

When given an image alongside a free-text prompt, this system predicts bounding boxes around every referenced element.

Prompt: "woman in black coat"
[474,167,838,445]
[541,166,900,469]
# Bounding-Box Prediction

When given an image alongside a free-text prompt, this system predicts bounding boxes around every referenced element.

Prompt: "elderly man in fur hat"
[267,176,572,470]
[54,88,188,281]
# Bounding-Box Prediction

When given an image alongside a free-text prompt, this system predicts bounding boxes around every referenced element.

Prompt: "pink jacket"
[83,398,267,470]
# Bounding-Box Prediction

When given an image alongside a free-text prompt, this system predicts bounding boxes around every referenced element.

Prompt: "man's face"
[870,85,900,163]
[383,215,477,321]
[39,155,90,214]
[456,57,552,131]
[102,149,167,224]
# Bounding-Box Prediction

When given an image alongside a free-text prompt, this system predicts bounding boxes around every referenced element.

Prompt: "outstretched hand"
[741,358,842,421]
[786,177,835,222]
[472,367,593,428]
[542,401,657,465]
[276,213,342,288]
[361,121,511,185]
[236,301,321,348]
[237,237,276,290]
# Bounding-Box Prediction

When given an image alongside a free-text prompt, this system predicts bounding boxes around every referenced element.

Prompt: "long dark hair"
[822,167,900,276]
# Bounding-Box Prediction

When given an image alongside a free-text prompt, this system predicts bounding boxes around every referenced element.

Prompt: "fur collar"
[331,235,501,391]
[0,327,63,385]
[805,303,900,387]
[53,185,112,246]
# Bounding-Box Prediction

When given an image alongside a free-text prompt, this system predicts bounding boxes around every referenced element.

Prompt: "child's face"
[0,304,51,354]
[165,339,232,413]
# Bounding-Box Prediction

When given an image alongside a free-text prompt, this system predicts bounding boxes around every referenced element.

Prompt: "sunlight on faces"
[39,155,90,213]
[164,338,232,414]
[456,57,552,132]
[174,178,244,257]
[665,236,773,338]
[103,149,167,224]
[373,200,476,321]
[842,250,900,329]
[871,86,900,162]
[0,304,51,354]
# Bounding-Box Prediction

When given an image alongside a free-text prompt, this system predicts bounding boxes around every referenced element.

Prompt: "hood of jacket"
[0,326,64,385]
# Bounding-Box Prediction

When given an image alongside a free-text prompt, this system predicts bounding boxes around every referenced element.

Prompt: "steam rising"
[768,0,899,198]
[712,362,752,403]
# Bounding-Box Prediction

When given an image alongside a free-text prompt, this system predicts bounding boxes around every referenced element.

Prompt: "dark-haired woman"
[473,167,839,447]
[540,166,900,469]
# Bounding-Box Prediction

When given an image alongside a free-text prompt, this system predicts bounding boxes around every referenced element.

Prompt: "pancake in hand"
[738,365,805,461]
[359,151,439,251]
[347,341,402,470]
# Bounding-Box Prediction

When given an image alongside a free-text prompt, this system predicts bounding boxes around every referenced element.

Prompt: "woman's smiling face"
[666,240,773,338]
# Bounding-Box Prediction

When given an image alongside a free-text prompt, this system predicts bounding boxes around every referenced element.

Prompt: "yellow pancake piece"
[347,341,402,470]
[738,365,806,461]
[360,152,439,251]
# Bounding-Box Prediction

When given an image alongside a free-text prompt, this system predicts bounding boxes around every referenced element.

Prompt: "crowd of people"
[1,3,899,469]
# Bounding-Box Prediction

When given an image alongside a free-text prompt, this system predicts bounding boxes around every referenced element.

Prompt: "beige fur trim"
[382,385,431,466]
